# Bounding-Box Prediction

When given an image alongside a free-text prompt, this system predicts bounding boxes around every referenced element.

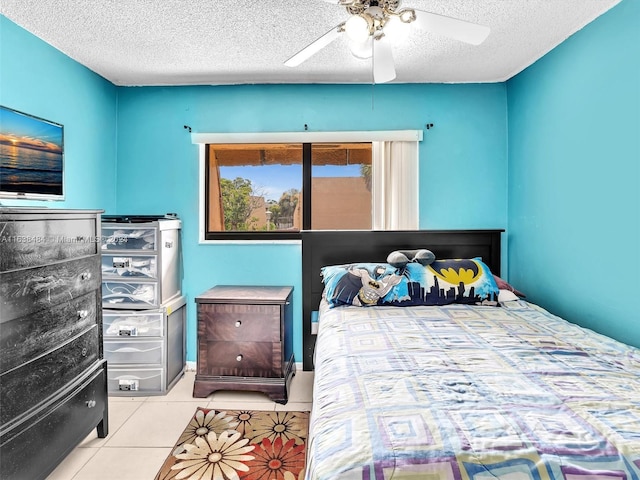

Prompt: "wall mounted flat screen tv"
[0,106,64,200]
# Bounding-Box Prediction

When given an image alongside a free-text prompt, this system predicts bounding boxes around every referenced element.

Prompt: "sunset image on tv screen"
[0,106,64,198]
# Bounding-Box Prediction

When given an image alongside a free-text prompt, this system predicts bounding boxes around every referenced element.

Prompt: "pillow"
[498,289,520,303]
[492,275,526,298]
[404,258,499,306]
[387,249,436,268]
[321,257,499,308]
[321,263,404,307]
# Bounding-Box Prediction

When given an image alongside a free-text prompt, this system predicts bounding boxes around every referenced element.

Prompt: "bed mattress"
[305,300,640,480]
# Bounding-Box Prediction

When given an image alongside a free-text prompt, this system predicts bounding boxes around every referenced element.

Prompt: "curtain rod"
[190,129,424,144]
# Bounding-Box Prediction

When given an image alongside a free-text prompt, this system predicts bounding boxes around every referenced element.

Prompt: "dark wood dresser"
[193,285,295,404]
[0,208,109,480]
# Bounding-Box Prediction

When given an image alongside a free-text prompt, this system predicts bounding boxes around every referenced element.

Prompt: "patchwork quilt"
[305,301,640,480]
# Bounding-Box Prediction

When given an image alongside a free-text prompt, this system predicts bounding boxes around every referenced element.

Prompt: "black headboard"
[301,229,504,370]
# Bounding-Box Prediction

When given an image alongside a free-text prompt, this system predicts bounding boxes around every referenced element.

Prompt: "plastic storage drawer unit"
[101,216,181,309]
[103,295,186,396]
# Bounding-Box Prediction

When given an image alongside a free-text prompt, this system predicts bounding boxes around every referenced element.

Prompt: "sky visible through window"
[220,164,362,202]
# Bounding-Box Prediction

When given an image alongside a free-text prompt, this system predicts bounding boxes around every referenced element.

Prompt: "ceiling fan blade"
[284,24,343,67]
[373,38,396,83]
[413,9,490,45]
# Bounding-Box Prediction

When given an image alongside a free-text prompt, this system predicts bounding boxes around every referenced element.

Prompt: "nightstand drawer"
[199,304,280,342]
[203,341,279,377]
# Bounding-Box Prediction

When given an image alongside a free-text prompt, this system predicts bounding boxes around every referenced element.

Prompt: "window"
[195,131,422,242]
[311,144,373,230]
[205,143,372,240]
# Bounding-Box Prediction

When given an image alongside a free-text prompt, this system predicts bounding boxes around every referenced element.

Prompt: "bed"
[302,230,640,480]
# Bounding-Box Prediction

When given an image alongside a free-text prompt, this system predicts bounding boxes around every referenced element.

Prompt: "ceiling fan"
[284,0,491,84]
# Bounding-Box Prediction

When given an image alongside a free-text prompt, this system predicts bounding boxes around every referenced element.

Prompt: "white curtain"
[372,141,419,230]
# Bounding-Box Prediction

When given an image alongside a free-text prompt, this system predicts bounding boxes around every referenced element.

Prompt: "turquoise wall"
[506,0,640,346]
[4,0,638,359]
[0,16,118,210]
[6,1,638,360]
[115,84,508,362]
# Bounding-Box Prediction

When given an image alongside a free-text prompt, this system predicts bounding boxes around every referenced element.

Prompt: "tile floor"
[46,368,314,480]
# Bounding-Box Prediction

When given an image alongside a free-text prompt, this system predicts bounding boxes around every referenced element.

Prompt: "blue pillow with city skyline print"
[321,257,499,308]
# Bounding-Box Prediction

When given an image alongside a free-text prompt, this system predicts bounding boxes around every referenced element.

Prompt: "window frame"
[195,130,423,244]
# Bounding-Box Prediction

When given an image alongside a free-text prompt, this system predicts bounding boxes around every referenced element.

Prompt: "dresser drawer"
[101,254,157,279]
[199,303,281,342]
[0,255,101,322]
[0,290,100,374]
[202,341,280,377]
[0,327,100,425]
[107,367,165,393]
[104,339,164,365]
[0,364,107,480]
[103,310,164,337]
[101,226,157,251]
[0,217,98,272]
[102,280,159,308]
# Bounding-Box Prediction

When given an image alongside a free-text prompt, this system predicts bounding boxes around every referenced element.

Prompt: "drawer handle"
[77,309,89,319]
[81,348,88,357]
[235,321,242,328]
[86,400,96,408]
[81,271,92,281]
[236,354,243,362]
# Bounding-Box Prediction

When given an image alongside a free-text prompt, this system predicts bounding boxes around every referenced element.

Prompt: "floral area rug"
[155,408,309,480]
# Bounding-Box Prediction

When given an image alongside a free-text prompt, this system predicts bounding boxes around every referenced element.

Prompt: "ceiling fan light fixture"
[348,37,373,59]
[344,15,370,43]
[382,15,407,42]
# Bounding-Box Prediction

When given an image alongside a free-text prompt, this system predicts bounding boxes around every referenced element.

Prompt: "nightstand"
[193,285,295,404]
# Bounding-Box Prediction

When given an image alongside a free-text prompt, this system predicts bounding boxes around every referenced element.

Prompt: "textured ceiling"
[0,0,622,86]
